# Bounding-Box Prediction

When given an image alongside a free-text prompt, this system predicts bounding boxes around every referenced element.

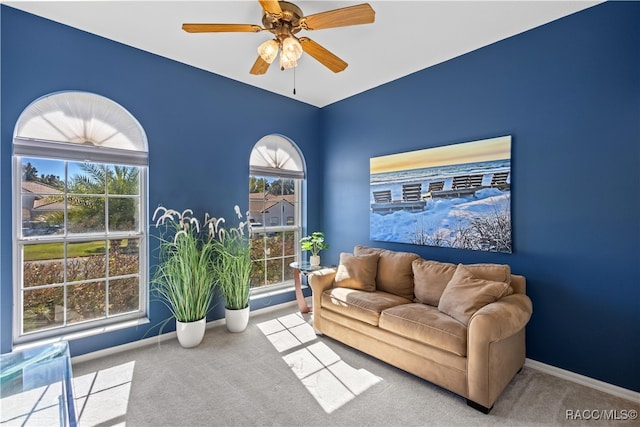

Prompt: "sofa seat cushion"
[379,303,468,357]
[322,288,411,326]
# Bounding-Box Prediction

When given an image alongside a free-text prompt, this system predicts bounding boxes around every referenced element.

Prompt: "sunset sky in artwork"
[370,136,511,175]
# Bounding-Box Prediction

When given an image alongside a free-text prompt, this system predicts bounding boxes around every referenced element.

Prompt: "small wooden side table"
[289,261,326,313]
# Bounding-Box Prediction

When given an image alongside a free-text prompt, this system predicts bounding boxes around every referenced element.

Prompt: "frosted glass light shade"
[280,55,297,70]
[258,39,279,64]
[281,36,302,61]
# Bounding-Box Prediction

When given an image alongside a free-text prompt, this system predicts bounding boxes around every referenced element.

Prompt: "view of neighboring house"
[21,181,64,234]
[249,192,296,227]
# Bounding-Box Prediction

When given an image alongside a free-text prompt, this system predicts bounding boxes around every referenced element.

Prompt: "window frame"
[13,157,149,344]
[11,92,149,345]
[249,178,302,293]
[249,135,305,295]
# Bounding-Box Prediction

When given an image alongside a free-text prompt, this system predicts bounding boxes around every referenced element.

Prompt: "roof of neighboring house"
[33,200,66,212]
[249,192,295,215]
[22,181,65,211]
[22,181,63,195]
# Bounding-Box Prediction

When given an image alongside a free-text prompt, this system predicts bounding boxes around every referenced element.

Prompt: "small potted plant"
[300,231,328,266]
[211,206,253,333]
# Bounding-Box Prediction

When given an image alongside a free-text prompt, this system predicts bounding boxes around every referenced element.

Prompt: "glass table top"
[289,261,327,273]
[1,341,77,426]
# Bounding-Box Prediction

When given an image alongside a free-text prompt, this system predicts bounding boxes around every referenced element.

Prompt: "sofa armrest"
[468,293,533,342]
[467,293,533,409]
[308,267,337,293]
[307,268,337,333]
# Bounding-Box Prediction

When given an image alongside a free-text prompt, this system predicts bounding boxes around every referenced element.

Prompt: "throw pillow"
[354,245,418,300]
[334,252,379,292]
[465,263,512,285]
[412,259,457,306]
[438,264,513,325]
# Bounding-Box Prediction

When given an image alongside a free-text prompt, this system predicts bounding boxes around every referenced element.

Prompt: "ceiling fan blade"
[250,55,272,75]
[182,23,262,33]
[259,0,282,15]
[299,37,348,73]
[302,3,375,30]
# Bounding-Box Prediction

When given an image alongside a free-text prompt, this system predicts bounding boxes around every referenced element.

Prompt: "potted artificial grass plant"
[151,206,218,348]
[212,206,252,333]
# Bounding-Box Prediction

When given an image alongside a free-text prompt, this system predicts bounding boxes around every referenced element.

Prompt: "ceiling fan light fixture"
[281,36,303,62]
[280,54,297,70]
[258,39,279,64]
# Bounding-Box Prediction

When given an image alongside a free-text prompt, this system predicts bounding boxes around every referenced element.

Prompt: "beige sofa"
[308,245,533,413]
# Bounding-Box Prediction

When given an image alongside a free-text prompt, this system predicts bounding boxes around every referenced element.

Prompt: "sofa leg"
[466,399,493,414]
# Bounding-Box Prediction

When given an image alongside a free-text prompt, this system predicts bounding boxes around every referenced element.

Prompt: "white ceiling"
[3,0,601,107]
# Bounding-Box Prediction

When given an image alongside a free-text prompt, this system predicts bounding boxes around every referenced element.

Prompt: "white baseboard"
[525,358,640,403]
[71,301,299,364]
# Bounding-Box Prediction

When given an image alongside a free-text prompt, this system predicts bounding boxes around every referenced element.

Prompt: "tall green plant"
[151,207,217,323]
[212,206,252,310]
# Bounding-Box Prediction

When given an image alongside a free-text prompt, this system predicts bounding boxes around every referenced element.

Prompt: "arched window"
[13,91,148,343]
[249,135,305,291]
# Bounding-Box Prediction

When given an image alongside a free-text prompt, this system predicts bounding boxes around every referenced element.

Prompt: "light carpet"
[69,305,639,427]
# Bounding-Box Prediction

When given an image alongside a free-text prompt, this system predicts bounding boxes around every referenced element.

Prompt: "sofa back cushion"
[354,245,419,300]
[412,259,457,306]
[334,252,379,291]
[438,264,513,325]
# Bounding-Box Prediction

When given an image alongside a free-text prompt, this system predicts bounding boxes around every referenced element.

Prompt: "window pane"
[67,281,106,324]
[108,196,139,231]
[250,260,266,288]
[66,240,106,282]
[21,195,65,237]
[68,162,106,194]
[107,165,139,195]
[23,286,64,333]
[68,196,105,233]
[284,231,296,257]
[23,243,64,287]
[266,233,283,258]
[21,158,65,190]
[109,238,139,276]
[284,256,296,282]
[266,258,283,285]
[109,277,139,315]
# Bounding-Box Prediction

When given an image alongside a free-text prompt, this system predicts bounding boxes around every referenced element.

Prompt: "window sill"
[250,281,303,300]
[13,317,150,353]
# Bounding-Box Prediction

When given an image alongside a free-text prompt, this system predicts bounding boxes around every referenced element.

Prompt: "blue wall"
[321,2,639,392]
[0,6,322,356]
[1,2,638,393]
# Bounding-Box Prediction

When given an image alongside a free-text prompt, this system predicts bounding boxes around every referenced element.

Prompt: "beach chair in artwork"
[452,175,471,190]
[468,174,484,188]
[424,180,445,199]
[373,190,392,204]
[402,183,422,202]
[450,174,485,196]
[490,171,510,189]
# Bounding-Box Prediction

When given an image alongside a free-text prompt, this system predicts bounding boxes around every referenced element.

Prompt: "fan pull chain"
[293,67,296,95]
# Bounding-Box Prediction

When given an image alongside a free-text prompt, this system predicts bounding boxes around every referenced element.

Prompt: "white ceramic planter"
[225,306,250,333]
[310,255,321,266]
[176,318,206,348]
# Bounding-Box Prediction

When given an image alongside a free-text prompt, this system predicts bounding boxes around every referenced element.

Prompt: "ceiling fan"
[182,1,375,75]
